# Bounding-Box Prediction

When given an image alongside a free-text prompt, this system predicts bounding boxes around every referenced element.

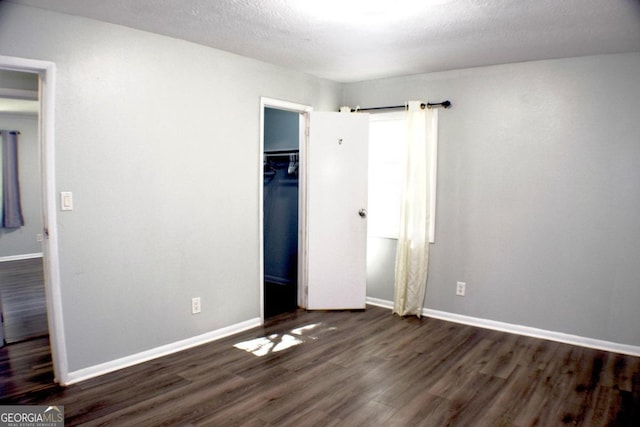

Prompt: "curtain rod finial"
[426,100,452,109]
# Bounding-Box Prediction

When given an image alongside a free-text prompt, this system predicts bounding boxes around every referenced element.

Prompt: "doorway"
[260,98,312,320]
[0,55,66,384]
[0,72,46,344]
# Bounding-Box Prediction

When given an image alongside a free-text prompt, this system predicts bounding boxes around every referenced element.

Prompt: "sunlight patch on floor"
[234,322,337,357]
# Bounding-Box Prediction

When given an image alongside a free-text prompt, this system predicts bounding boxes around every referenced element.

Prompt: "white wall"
[0,112,42,257]
[0,2,341,372]
[345,52,640,347]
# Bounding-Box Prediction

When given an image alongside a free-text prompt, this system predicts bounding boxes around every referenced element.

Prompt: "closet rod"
[349,100,451,112]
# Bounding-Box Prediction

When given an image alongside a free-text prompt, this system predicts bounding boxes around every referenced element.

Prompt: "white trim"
[366,296,393,309]
[259,97,313,322]
[0,55,68,384]
[64,317,261,385]
[0,252,43,262]
[365,297,640,357]
[261,98,314,115]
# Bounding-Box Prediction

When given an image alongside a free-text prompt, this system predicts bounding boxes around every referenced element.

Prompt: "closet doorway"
[260,98,311,319]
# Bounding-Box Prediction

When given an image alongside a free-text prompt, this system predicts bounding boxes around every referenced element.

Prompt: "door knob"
[359,209,367,218]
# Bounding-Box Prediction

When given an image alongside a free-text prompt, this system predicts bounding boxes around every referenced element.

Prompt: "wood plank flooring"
[0,258,48,343]
[1,305,639,426]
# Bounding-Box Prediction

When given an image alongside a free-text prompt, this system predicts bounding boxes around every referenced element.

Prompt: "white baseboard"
[366,297,394,310]
[0,252,43,263]
[366,297,640,357]
[64,317,261,386]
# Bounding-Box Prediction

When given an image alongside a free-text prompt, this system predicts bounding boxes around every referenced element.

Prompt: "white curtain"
[393,101,438,317]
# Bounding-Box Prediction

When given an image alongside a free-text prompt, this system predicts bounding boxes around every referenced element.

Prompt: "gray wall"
[264,107,299,152]
[0,69,38,91]
[0,113,42,257]
[0,2,341,372]
[345,52,640,346]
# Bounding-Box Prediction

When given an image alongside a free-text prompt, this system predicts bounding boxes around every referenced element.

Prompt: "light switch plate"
[61,191,73,211]
[192,297,201,314]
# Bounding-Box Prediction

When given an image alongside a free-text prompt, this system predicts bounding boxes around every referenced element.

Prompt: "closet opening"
[259,97,313,320]
[261,101,310,319]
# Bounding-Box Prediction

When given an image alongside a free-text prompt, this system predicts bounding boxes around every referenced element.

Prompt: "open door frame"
[259,98,313,323]
[0,55,69,384]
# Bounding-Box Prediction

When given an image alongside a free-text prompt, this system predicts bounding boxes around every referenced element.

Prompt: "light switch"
[61,191,73,211]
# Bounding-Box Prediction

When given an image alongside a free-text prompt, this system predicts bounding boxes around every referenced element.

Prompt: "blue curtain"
[1,130,24,228]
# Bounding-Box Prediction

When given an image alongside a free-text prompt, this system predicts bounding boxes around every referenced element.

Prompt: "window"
[368,109,439,243]
[368,112,406,239]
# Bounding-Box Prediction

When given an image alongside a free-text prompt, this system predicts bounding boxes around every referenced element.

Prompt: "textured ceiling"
[7,0,640,82]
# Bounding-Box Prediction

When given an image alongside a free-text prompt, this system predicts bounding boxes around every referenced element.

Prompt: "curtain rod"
[349,100,451,113]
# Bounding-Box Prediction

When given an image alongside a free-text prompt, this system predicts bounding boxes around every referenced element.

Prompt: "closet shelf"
[264,149,299,156]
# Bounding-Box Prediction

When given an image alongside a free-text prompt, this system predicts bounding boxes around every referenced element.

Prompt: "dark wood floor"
[1,305,639,426]
[0,257,48,343]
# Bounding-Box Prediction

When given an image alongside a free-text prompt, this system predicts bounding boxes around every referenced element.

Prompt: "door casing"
[259,97,313,322]
[0,55,68,384]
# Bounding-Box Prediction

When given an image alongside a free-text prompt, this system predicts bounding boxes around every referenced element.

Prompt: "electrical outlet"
[191,297,201,314]
[456,282,466,296]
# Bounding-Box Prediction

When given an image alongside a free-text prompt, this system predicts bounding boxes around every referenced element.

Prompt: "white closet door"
[306,112,369,310]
